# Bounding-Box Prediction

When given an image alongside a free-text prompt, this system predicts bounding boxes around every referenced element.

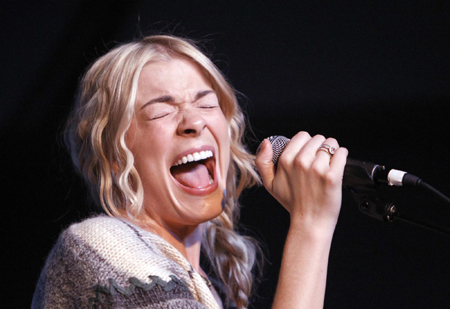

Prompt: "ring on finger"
[317,144,336,157]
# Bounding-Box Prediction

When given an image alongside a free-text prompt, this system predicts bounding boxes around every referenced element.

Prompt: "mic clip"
[343,159,397,222]
[347,190,397,222]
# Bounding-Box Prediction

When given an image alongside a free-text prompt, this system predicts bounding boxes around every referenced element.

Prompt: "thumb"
[255,139,275,189]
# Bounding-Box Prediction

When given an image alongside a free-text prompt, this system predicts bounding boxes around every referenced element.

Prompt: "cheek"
[216,118,231,176]
[126,121,169,172]
[215,112,230,141]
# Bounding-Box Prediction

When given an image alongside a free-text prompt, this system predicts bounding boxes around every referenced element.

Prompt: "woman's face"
[126,57,230,235]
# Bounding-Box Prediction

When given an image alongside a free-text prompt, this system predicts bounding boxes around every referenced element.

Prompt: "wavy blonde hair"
[65,35,261,308]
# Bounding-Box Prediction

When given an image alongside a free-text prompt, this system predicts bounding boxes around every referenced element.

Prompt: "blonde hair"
[65,35,261,308]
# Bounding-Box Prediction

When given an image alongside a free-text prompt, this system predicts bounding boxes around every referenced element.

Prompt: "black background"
[2,1,449,308]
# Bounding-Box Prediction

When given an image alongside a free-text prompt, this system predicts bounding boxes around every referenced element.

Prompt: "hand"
[255,131,348,231]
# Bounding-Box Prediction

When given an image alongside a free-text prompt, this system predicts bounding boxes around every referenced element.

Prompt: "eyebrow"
[140,90,215,110]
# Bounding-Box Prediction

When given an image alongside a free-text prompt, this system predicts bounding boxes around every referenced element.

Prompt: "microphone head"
[256,135,290,166]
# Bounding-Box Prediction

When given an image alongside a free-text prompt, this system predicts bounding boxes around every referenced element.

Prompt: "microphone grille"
[256,135,290,166]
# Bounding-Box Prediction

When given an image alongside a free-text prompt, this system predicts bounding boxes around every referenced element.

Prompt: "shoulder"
[33,215,203,308]
[61,215,180,281]
[65,214,134,239]
[61,215,158,256]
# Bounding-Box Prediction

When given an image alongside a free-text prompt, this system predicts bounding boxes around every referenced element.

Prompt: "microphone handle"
[258,135,422,188]
[258,136,388,188]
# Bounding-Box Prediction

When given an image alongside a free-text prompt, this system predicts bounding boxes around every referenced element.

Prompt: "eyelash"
[199,105,218,109]
[148,110,174,120]
[149,114,167,120]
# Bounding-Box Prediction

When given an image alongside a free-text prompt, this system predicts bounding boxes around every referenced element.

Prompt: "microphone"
[258,135,450,227]
[257,135,422,189]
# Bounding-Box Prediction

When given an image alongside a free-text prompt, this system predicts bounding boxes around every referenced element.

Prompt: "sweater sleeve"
[32,228,97,308]
[32,217,206,308]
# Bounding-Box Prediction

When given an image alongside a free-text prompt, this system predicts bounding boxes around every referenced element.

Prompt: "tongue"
[171,162,211,188]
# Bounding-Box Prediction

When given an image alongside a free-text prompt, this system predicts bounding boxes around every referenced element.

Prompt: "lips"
[170,147,218,195]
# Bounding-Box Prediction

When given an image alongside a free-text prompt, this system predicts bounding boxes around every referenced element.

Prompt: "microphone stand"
[343,161,450,236]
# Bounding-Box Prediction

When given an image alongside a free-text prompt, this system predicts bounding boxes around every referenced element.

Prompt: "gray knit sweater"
[32,216,220,308]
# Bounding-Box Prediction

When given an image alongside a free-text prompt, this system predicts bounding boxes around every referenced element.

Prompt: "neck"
[144,217,205,272]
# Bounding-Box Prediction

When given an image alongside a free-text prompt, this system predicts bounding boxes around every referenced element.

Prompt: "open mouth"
[170,150,216,189]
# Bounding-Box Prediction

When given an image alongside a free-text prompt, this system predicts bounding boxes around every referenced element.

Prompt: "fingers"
[276,131,311,168]
[329,146,348,176]
[312,137,348,171]
[315,139,338,162]
[277,133,347,175]
[310,137,348,188]
[277,133,333,168]
[256,132,348,190]
[255,138,275,189]
[256,131,348,220]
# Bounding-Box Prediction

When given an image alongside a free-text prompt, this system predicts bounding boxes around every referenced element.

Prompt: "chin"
[175,184,226,225]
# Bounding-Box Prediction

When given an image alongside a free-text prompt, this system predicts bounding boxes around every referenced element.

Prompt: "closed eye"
[149,112,172,120]
[199,104,219,109]
[195,94,219,109]
[141,102,176,120]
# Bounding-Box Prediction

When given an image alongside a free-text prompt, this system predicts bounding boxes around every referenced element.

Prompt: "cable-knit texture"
[32,216,219,308]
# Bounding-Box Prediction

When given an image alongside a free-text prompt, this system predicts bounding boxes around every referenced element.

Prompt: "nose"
[176,108,207,137]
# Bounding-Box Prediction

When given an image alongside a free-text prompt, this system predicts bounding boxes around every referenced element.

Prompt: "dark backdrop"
[1,1,449,308]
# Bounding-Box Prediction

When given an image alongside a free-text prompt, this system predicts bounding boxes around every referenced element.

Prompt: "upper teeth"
[174,150,213,166]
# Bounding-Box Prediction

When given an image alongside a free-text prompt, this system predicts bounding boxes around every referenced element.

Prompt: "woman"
[32,35,347,308]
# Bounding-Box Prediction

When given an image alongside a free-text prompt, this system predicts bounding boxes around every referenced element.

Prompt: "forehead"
[137,57,212,96]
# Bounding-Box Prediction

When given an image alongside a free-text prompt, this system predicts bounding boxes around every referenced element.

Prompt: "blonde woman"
[32,35,347,308]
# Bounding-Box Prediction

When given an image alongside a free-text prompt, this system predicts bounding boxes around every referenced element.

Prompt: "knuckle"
[277,153,290,167]
[324,170,340,185]
[339,147,349,156]
[326,137,338,146]
[310,162,325,176]
[297,131,310,138]
[293,131,311,142]
[293,154,308,170]
[314,134,326,141]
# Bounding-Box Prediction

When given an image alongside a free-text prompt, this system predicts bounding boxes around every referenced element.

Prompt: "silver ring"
[317,144,336,157]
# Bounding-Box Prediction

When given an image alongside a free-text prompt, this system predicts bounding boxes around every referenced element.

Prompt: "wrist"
[288,215,337,243]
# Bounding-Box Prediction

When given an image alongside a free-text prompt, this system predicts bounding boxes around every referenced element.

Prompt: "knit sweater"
[32,216,221,309]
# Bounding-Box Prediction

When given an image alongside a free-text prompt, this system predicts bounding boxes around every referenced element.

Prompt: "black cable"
[419,181,450,205]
